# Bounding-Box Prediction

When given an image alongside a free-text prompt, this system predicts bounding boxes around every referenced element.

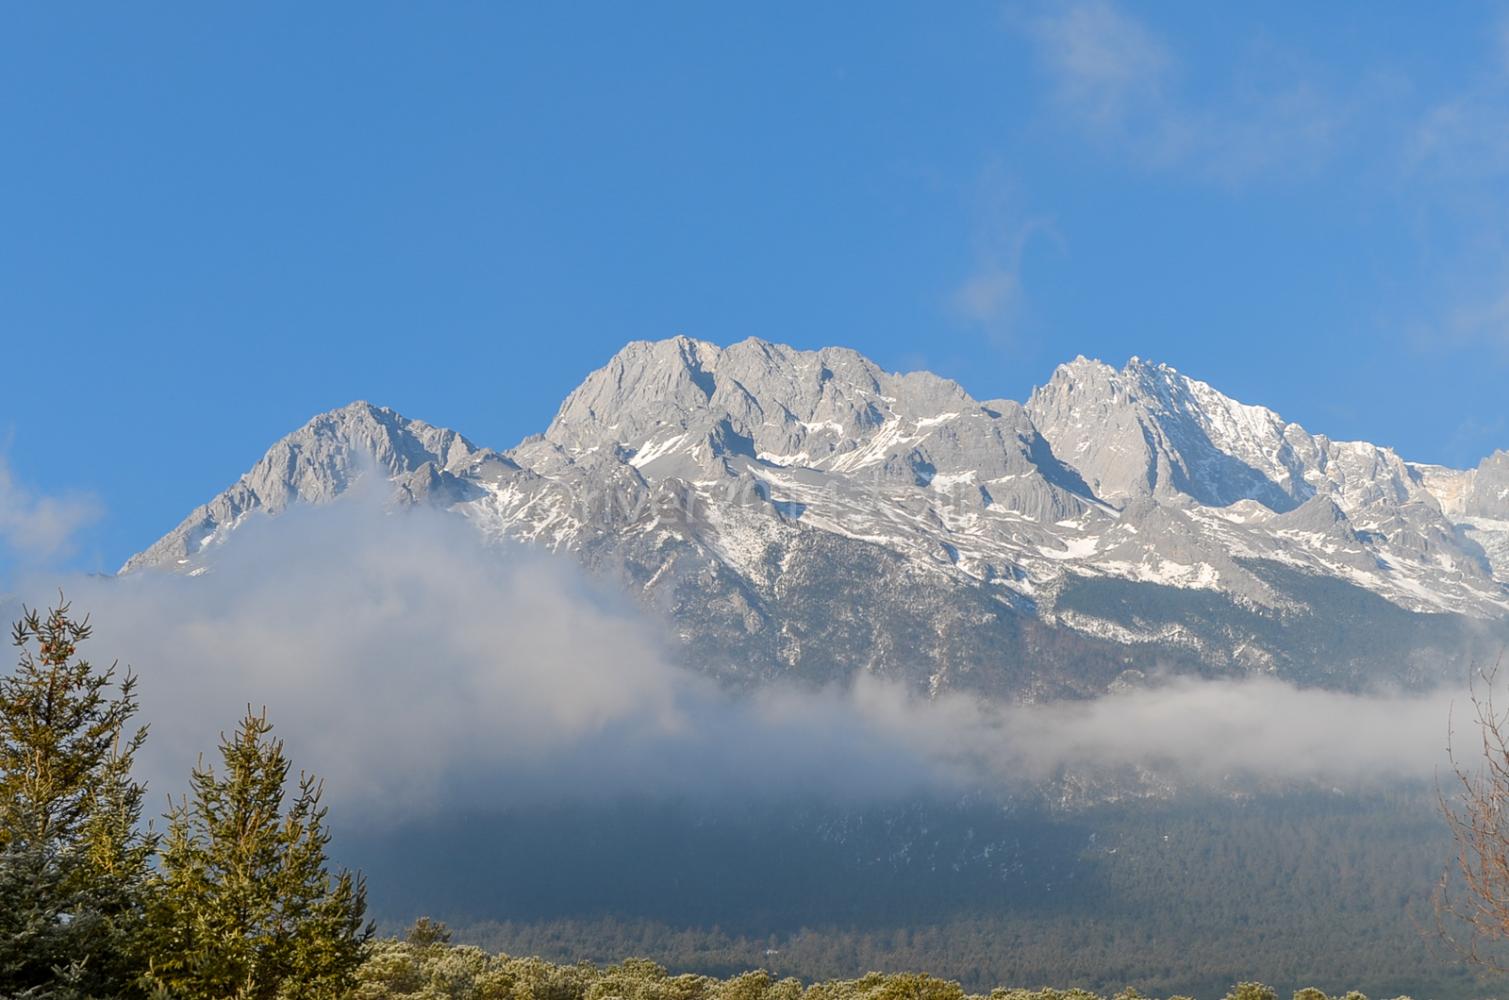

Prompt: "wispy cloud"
[1021,0,1171,129]
[1443,286,1509,355]
[950,263,1019,330]
[1011,3,1509,369]
[1409,93,1509,183]
[1404,268,1509,361]
[1407,14,1509,183]
[0,453,101,564]
[947,168,1060,345]
[1402,14,1509,356]
[1015,0,1348,184]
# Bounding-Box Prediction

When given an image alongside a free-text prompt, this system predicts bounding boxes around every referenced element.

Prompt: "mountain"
[125,337,1509,696]
[121,404,478,573]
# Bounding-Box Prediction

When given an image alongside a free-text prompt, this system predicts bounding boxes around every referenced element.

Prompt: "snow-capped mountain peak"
[121,401,477,573]
[123,338,1509,698]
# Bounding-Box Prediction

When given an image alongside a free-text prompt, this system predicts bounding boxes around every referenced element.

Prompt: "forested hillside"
[360,792,1491,1000]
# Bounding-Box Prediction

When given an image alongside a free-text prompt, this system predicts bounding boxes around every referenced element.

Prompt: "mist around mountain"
[25,337,1508,997]
[126,337,1509,699]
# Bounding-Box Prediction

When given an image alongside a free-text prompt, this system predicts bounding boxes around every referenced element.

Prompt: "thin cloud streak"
[946,167,1061,347]
[1406,12,1509,184]
[1402,14,1509,355]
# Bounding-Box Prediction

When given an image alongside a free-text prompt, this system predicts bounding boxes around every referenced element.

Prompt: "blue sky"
[3,2,1509,574]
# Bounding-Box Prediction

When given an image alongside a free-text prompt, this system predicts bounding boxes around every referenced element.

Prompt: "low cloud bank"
[2,499,1469,824]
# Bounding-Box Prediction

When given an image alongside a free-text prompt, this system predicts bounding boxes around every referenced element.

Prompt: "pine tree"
[0,599,155,999]
[143,708,371,999]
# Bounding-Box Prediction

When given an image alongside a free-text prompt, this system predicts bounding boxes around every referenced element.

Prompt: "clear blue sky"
[3,2,1508,574]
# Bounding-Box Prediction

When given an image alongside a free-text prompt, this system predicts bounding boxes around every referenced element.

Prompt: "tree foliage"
[0,599,154,998]
[142,707,371,999]
[350,937,1408,1000]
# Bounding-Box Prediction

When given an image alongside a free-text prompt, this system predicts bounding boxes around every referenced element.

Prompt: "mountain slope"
[124,338,1509,695]
[123,402,479,573]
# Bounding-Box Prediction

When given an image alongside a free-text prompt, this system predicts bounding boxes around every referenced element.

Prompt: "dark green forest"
[354,792,1490,1000]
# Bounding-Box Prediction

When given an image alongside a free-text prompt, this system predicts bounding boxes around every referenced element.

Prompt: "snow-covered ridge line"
[124,337,1509,636]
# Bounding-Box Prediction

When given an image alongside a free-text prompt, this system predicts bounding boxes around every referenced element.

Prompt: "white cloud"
[1016,0,1347,183]
[1,496,1469,831]
[966,675,1459,786]
[1022,0,1171,129]
[0,454,101,563]
[23,501,950,822]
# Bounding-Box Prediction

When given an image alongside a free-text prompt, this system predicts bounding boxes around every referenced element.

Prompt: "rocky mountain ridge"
[124,337,1509,697]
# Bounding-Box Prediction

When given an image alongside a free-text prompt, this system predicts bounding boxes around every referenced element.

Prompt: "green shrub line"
[354,928,1415,1000]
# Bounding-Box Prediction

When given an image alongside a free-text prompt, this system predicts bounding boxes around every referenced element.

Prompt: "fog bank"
[3,499,1470,824]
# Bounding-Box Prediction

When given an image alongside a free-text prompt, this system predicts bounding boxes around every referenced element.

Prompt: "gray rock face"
[1025,357,1434,515]
[1466,450,1509,519]
[1026,357,1316,511]
[123,339,1509,696]
[1026,355,1502,598]
[121,402,477,572]
[542,337,1095,520]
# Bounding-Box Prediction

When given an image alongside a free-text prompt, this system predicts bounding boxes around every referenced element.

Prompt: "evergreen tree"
[1223,986,1277,1000]
[0,599,155,999]
[405,918,453,948]
[143,708,371,999]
